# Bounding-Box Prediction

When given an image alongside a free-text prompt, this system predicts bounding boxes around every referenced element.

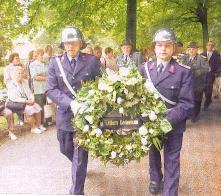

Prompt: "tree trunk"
[126,0,137,50]
[196,1,209,52]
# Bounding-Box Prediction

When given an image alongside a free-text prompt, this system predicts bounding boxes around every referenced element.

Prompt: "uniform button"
[171,86,174,89]
[86,73,89,76]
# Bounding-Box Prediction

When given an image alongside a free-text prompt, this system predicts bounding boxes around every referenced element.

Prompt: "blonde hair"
[35,49,44,56]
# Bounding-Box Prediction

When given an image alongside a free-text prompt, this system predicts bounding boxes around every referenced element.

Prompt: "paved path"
[0,100,221,195]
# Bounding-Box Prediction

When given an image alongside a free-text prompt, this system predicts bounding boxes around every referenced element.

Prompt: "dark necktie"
[71,58,76,70]
[157,63,164,77]
[125,55,128,63]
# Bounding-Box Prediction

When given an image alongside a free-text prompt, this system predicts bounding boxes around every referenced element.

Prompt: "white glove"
[70,100,81,116]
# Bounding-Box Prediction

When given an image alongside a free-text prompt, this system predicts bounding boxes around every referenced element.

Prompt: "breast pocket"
[165,85,180,98]
[80,72,90,82]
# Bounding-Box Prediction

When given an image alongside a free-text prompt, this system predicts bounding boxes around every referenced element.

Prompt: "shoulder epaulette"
[179,63,191,69]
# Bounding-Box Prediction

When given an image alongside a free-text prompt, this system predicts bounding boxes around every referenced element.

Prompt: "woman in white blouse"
[7,66,45,134]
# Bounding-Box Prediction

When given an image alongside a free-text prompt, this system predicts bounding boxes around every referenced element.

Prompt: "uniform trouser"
[192,90,204,119]
[203,73,215,108]
[34,94,46,124]
[149,131,183,196]
[57,130,88,195]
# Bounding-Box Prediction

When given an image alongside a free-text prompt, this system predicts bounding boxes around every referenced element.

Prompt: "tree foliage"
[2,0,221,50]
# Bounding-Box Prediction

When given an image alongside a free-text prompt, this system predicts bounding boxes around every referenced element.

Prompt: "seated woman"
[7,66,45,134]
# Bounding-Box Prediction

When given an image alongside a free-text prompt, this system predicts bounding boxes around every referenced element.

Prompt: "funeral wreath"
[73,66,172,166]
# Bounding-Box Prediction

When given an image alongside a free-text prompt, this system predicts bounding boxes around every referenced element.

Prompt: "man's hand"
[70,100,81,116]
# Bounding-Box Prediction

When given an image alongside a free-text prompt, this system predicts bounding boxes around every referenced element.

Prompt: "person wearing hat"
[116,40,143,68]
[46,27,101,195]
[172,41,187,64]
[139,28,194,196]
[182,42,209,122]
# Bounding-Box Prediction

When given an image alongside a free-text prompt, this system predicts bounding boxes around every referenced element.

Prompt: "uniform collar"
[66,53,79,63]
[156,58,171,71]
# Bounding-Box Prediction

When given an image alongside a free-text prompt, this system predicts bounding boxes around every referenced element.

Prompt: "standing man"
[183,42,209,122]
[46,27,101,195]
[201,41,221,110]
[116,40,143,68]
[139,29,194,196]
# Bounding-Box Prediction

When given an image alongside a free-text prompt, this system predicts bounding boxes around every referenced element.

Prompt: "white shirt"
[156,59,171,72]
[207,51,213,60]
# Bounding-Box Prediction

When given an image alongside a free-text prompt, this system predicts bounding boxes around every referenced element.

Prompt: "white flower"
[154,93,160,99]
[125,144,133,151]
[88,90,95,96]
[148,128,155,134]
[83,125,90,133]
[144,81,155,93]
[141,112,148,117]
[124,89,129,94]
[111,151,117,159]
[141,137,148,145]
[139,126,148,135]
[119,107,124,114]
[149,111,157,121]
[93,128,102,137]
[98,80,113,92]
[85,115,93,124]
[117,97,123,104]
[127,77,138,85]
[119,153,124,158]
[141,146,149,152]
[108,73,120,83]
[119,67,130,77]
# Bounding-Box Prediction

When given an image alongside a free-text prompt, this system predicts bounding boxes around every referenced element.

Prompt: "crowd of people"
[0,26,220,195]
[0,37,221,142]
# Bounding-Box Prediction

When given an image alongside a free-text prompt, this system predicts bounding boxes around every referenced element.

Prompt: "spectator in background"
[44,45,53,58]
[7,66,43,134]
[43,45,53,65]
[4,52,27,85]
[93,46,102,60]
[29,49,47,130]
[201,41,221,110]
[116,40,143,68]
[83,46,93,55]
[100,47,117,71]
[4,52,27,125]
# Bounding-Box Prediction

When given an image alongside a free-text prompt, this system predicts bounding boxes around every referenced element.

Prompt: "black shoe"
[149,180,163,195]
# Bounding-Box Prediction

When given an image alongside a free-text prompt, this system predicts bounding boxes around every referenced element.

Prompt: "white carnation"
[119,153,124,158]
[88,90,95,96]
[117,97,123,104]
[154,93,160,99]
[108,73,120,83]
[127,77,138,85]
[83,125,90,133]
[139,126,148,135]
[124,89,129,94]
[141,112,148,117]
[148,128,155,134]
[93,128,102,137]
[141,146,149,152]
[111,151,117,159]
[119,67,130,77]
[149,111,157,121]
[85,115,93,124]
[119,107,124,114]
[144,81,155,93]
[141,137,148,145]
[125,144,133,151]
